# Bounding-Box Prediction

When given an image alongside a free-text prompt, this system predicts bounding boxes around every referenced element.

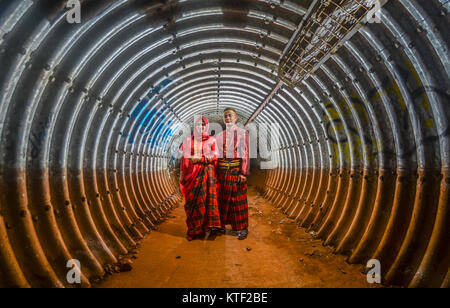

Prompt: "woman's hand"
[238,175,247,183]
[189,157,202,164]
[203,155,214,164]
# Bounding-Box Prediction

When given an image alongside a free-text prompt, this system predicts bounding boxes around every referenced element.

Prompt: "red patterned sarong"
[216,164,249,231]
[184,164,221,236]
[179,116,221,237]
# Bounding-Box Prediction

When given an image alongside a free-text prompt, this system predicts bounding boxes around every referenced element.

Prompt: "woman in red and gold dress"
[179,116,221,241]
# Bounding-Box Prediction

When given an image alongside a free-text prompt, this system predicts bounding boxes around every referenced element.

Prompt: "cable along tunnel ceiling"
[0,0,448,288]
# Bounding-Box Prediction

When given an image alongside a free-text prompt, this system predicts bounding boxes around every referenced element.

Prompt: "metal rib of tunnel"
[0,0,448,288]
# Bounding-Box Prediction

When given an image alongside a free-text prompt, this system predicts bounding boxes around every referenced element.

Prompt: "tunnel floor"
[95,186,382,288]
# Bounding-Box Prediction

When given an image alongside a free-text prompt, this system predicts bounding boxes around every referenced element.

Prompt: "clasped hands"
[189,156,204,164]
[188,156,247,183]
[189,155,216,165]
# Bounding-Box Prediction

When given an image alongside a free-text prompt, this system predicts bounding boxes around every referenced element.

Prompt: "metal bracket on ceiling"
[278,0,389,88]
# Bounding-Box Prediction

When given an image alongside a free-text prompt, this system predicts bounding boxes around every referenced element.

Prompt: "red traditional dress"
[179,117,221,237]
[215,125,250,231]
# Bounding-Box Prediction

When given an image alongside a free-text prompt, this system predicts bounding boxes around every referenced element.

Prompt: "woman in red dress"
[179,116,221,241]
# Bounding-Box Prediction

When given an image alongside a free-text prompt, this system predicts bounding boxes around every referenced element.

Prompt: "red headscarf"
[179,116,216,198]
[192,116,211,142]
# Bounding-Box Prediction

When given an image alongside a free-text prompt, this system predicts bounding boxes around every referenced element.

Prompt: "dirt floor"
[96,186,382,288]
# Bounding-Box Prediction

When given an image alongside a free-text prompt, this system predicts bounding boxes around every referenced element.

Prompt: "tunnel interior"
[0,0,449,288]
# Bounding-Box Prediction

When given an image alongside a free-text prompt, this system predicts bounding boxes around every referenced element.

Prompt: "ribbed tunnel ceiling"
[0,0,449,288]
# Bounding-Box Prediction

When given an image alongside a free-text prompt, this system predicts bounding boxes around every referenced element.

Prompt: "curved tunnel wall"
[0,0,448,288]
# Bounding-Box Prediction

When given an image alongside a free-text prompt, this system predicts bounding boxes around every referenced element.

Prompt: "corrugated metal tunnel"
[0,0,448,288]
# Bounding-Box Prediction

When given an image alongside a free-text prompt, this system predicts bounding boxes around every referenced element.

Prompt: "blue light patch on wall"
[124,79,176,147]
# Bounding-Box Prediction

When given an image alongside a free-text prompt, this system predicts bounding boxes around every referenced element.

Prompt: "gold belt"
[218,159,241,170]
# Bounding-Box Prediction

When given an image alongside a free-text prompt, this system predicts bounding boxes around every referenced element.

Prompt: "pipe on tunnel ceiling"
[0,0,449,288]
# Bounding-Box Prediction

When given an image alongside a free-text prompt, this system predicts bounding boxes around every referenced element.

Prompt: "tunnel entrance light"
[278,0,385,87]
